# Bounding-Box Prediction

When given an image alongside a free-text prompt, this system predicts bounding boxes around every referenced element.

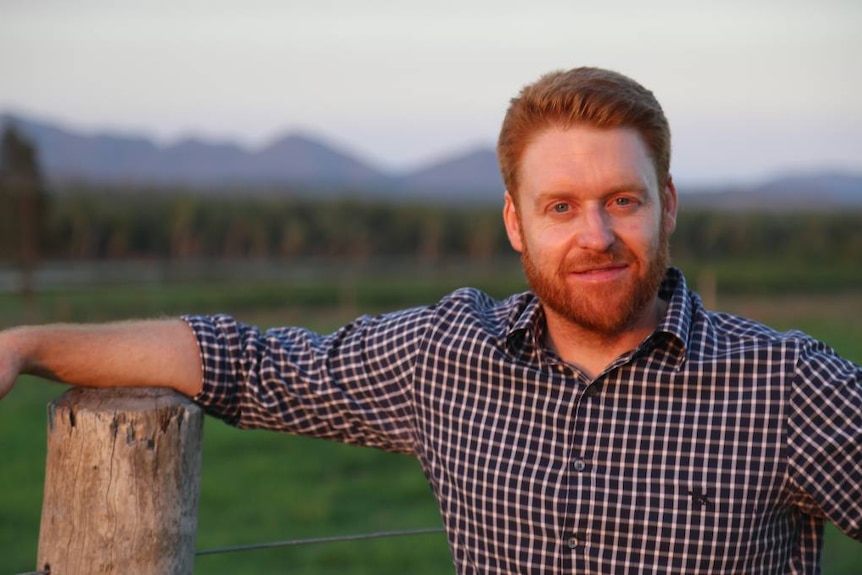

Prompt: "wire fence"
[12,525,446,575]
[195,526,445,557]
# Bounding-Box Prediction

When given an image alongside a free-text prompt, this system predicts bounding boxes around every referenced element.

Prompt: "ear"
[662,176,678,235]
[503,191,524,253]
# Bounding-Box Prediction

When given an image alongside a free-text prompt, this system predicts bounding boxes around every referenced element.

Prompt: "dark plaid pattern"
[185,268,861,574]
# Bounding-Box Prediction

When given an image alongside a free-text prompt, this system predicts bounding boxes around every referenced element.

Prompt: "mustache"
[561,248,634,273]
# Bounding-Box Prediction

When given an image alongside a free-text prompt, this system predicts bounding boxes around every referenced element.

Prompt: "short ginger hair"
[497,67,671,199]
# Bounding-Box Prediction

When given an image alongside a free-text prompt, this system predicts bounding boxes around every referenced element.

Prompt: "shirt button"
[573,459,587,472]
[566,534,580,549]
[584,384,602,398]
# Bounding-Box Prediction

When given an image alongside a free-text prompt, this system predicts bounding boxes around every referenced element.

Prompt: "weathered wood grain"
[37,387,203,574]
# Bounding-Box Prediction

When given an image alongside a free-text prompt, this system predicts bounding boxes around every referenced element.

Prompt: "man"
[0,67,859,574]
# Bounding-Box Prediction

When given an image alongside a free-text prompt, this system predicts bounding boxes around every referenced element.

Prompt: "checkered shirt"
[184,268,862,574]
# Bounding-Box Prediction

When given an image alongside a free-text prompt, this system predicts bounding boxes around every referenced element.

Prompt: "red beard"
[521,225,670,337]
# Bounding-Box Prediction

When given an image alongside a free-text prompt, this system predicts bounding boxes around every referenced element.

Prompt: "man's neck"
[543,297,667,380]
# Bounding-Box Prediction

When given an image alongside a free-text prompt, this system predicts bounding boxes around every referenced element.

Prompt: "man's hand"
[0,330,25,400]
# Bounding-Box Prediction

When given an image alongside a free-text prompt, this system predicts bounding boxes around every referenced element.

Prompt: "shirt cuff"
[180,314,242,424]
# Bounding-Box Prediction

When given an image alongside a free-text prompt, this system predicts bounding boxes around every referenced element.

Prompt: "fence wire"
[196,526,446,556]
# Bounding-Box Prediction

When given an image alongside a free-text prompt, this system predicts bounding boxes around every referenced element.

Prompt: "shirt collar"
[504,267,694,369]
[653,267,693,370]
[504,293,545,359]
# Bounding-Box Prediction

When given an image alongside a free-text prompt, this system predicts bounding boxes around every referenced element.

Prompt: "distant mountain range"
[2,111,861,209]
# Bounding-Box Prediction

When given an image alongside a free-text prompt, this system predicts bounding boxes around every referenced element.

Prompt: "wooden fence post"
[36,387,204,574]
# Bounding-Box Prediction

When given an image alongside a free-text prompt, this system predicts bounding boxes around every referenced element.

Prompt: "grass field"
[1,261,860,573]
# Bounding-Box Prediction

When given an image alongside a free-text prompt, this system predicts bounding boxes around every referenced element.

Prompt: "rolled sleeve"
[180,309,431,454]
[182,314,244,423]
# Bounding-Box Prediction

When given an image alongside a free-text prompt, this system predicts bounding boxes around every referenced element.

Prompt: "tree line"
[1,185,860,267]
[1,126,859,270]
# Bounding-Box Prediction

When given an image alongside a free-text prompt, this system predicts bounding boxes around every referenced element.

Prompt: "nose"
[576,206,615,251]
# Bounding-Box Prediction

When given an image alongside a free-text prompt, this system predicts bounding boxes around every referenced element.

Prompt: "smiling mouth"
[570,263,628,274]
[567,264,629,282]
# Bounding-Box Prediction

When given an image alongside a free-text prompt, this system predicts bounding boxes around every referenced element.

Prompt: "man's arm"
[0,319,203,400]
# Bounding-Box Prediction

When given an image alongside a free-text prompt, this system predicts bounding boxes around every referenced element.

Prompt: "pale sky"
[1,0,860,185]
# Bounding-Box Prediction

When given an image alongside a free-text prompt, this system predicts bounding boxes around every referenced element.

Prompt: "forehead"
[518,125,657,195]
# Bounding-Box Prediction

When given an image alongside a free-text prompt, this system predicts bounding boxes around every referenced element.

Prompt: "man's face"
[503,125,677,337]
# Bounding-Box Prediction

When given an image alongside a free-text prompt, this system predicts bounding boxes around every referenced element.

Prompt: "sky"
[1,0,860,186]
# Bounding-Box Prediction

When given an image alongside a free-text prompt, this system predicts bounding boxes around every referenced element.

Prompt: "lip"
[568,264,629,282]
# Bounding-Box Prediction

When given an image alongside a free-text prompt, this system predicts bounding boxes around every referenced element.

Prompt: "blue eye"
[612,196,641,210]
[553,203,569,213]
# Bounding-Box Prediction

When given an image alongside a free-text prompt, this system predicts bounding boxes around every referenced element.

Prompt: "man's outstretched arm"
[0,319,203,400]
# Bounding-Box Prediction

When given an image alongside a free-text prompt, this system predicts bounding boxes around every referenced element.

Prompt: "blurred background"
[1,0,860,573]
